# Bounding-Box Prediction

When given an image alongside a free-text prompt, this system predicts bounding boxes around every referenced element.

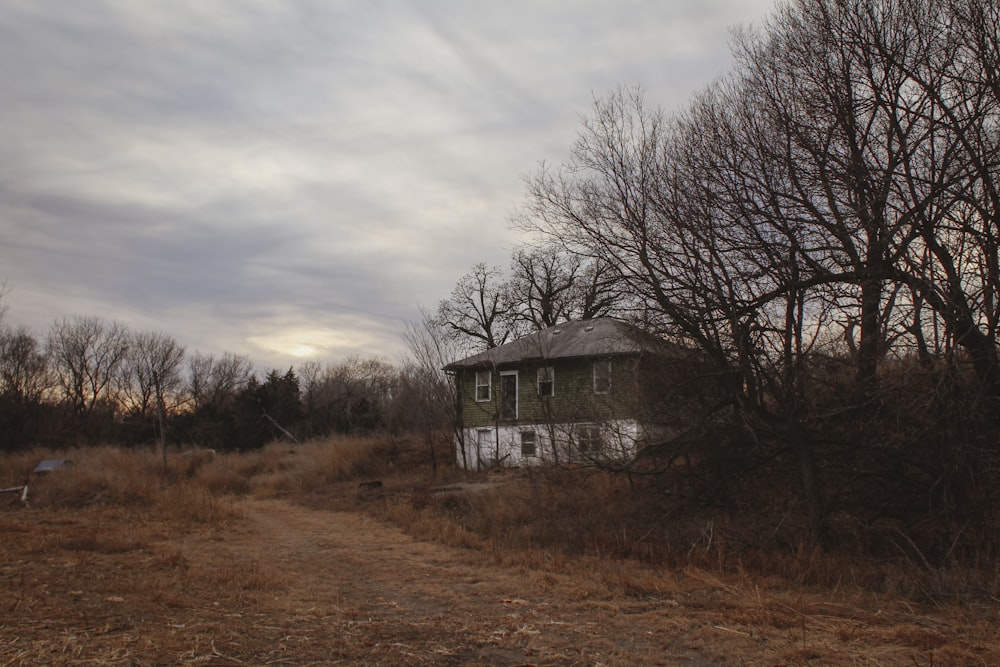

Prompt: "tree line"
[430,0,1000,555]
[0,313,447,452]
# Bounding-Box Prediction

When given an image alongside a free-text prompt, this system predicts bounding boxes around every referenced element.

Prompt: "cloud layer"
[0,0,772,368]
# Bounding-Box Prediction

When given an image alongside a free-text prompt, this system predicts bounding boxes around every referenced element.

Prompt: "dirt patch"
[2,499,998,665]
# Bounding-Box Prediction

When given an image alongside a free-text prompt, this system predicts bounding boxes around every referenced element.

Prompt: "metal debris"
[33,459,73,474]
[0,485,29,504]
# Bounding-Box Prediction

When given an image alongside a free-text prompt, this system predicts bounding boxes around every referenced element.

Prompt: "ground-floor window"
[520,429,537,457]
[576,425,603,456]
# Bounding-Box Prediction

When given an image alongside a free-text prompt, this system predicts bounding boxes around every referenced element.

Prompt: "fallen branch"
[262,411,300,445]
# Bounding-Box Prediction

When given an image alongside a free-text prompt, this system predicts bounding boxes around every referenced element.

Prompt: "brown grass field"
[2,437,998,666]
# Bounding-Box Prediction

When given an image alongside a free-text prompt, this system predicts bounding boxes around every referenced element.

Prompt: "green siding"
[454,356,642,429]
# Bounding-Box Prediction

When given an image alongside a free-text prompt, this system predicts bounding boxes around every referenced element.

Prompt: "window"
[577,425,603,456]
[537,366,554,397]
[475,370,491,401]
[593,360,611,394]
[520,430,537,457]
[499,371,518,420]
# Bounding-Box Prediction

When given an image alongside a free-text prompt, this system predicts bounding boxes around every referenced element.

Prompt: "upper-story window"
[475,370,491,401]
[593,360,611,394]
[537,366,554,397]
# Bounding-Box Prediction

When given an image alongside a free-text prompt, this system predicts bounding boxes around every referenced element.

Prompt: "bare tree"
[400,307,466,470]
[508,245,578,329]
[882,0,1000,394]
[0,327,50,405]
[47,316,130,419]
[120,331,185,418]
[523,87,744,373]
[117,330,185,457]
[507,245,621,329]
[0,298,49,449]
[721,0,1000,397]
[298,356,397,435]
[186,351,253,412]
[436,263,516,351]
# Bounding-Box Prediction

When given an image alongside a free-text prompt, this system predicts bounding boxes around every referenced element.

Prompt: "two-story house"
[444,318,693,469]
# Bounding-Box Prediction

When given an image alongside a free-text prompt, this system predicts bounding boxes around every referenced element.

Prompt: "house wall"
[451,355,659,469]
[449,344,712,469]
[454,356,641,430]
[456,419,644,469]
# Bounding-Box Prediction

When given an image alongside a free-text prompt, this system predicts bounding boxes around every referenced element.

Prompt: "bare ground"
[2,497,998,666]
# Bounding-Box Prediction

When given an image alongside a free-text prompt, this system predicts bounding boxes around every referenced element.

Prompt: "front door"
[499,372,518,420]
[476,429,494,468]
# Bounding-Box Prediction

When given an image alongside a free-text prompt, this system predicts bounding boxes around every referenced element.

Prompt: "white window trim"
[475,370,491,402]
[537,366,555,397]
[593,360,611,394]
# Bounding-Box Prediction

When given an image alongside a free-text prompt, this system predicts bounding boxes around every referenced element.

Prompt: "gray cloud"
[0,0,773,369]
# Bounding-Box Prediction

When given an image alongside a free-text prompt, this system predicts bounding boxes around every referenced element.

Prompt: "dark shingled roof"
[444,318,675,371]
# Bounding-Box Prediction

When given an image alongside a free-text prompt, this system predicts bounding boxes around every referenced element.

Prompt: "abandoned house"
[443,318,699,469]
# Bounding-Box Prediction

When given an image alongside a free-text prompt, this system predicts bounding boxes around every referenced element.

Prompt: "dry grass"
[1,445,234,525]
[3,437,1000,665]
[5,437,1000,602]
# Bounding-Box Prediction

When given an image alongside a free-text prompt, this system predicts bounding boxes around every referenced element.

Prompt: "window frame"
[520,429,537,458]
[499,370,518,420]
[474,370,491,402]
[537,366,555,398]
[593,360,611,394]
[576,425,603,456]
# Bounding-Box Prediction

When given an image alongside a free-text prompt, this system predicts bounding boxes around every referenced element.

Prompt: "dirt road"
[192,499,713,666]
[3,498,996,665]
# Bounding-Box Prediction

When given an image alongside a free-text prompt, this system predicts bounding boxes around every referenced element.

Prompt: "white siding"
[455,419,643,470]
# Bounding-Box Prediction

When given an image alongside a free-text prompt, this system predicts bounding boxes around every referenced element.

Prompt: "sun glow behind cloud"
[243,312,400,366]
[246,329,343,360]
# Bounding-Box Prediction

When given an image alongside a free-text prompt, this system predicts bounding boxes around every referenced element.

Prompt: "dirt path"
[206,499,712,666]
[4,498,997,665]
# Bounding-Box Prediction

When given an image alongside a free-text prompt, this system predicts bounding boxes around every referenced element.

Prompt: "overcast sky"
[1,0,774,370]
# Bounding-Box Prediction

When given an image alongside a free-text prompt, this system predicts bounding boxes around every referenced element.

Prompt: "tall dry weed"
[245,436,394,497]
[429,469,651,560]
[2,445,240,526]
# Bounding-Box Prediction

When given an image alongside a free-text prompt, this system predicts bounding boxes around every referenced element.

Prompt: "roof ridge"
[443,317,674,370]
